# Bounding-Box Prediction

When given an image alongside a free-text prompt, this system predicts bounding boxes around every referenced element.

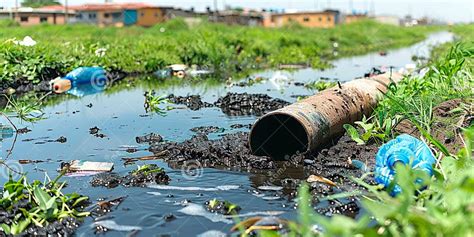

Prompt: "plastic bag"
[375,134,436,195]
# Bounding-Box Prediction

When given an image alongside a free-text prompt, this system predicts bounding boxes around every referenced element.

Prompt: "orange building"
[136,7,168,27]
[71,3,168,27]
[263,10,341,28]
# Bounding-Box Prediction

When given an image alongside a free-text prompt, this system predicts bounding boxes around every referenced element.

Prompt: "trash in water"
[51,67,107,94]
[231,216,290,235]
[61,160,114,173]
[197,230,227,237]
[93,220,142,232]
[66,83,106,97]
[92,196,126,216]
[205,199,241,215]
[306,175,337,187]
[0,124,14,140]
[375,134,436,195]
[148,184,240,192]
[178,203,233,224]
[154,64,212,79]
[257,186,283,191]
[269,71,292,91]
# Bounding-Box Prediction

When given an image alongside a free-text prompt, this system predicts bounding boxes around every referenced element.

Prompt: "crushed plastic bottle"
[51,67,107,94]
[375,134,436,195]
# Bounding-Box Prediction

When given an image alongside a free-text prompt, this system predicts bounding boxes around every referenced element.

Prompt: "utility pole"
[213,0,218,21]
[349,0,353,13]
[14,0,18,21]
[65,0,69,24]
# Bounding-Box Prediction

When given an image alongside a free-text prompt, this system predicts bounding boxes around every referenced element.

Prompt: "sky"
[2,0,473,23]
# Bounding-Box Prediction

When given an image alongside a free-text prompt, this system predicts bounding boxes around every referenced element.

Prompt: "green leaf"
[34,186,52,211]
[343,124,365,145]
[1,223,11,235]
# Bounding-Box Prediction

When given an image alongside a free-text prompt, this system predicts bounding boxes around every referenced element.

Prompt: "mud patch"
[90,164,170,188]
[215,93,289,116]
[190,126,225,135]
[136,133,163,144]
[167,94,213,110]
[149,132,275,170]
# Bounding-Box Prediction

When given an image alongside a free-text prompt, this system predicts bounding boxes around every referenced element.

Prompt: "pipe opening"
[250,113,309,159]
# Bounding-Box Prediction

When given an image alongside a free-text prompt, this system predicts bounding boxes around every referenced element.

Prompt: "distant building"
[69,3,169,27]
[263,10,341,28]
[0,7,75,26]
[373,15,400,26]
[344,13,368,24]
[211,10,263,26]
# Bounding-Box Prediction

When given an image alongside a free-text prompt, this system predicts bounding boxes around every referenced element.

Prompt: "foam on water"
[257,186,283,191]
[148,184,240,191]
[178,203,233,224]
[93,220,142,232]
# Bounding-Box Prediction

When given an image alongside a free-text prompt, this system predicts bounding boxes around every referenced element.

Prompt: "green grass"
[290,24,474,237]
[0,19,439,85]
[0,174,89,235]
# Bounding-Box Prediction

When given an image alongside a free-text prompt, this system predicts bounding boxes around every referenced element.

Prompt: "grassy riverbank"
[289,24,473,236]
[0,19,439,86]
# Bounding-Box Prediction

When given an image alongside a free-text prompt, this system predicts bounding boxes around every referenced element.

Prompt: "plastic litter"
[66,83,106,97]
[51,67,107,94]
[61,160,114,173]
[154,64,211,79]
[375,134,436,195]
[13,36,37,47]
[0,124,14,140]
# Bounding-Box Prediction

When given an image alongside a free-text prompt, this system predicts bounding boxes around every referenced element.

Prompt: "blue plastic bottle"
[63,67,107,87]
[375,134,436,195]
[52,67,107,94]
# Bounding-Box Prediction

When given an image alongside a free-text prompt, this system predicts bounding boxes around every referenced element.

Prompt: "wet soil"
[90,164,170,188]
[148,131,377,217]
[167,94,214,110]
[395,99,473,153]
[190,126,225,135]
[135,133,163,144]
[204,199,241,215]
[149,132,275,170]
[215,93,290,116]
[167,93,289,116]
[0,198,87,236]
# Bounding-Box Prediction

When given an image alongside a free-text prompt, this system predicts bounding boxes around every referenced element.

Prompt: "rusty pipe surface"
[249,72,403,158]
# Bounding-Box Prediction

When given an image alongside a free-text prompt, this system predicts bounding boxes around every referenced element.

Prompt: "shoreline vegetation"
[1,19,439,88]
[288,24,473,236]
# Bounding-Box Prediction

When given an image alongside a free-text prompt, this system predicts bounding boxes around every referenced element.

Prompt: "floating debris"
[93,220,142,233]
[306,175,337,187]
[90,164,169,188]
[178,203,233,224]
[135,133,163,144]
[190,126,225,135]
[148,184,239,192]
[257,186,283,191]
[205,199,241,215]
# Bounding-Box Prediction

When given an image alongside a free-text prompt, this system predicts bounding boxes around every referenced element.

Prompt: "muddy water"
[0,32,452,236]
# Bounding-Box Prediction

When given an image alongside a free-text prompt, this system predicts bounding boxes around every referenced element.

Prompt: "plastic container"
[52,67,107,93]
[375,134,436,195]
